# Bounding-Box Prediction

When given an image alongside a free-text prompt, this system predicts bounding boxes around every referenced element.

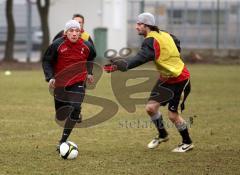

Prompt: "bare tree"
[36,0,50,59]
[4,0,15,62]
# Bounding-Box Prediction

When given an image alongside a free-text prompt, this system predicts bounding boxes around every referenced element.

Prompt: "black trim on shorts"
[54,82,86,121]
[148,79,191,112]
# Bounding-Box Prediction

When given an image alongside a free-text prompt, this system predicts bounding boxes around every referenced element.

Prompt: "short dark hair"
[72,14,84,22]
[145,24,160,33]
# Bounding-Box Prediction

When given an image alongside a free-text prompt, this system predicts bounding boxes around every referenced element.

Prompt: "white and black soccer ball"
[59,141,78,160]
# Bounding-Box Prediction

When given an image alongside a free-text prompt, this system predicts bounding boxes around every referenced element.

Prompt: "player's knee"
[168,110,179,123]
[145,104,158,116]
[168,115,176,123]
[70,106,81,120]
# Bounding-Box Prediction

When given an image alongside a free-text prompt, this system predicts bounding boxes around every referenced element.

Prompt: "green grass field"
[0,64,239,175]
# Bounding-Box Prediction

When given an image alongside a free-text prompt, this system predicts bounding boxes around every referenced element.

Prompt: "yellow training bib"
[146,31,184,77]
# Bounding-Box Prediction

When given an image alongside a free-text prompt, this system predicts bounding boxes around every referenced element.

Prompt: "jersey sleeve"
[42,39,63,81]
[125,37,155,70]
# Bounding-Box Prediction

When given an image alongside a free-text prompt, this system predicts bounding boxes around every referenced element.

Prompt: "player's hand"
[110,58,128,72]
[103,64,118,73]
[87,74,94,84]
[48,78,56,89]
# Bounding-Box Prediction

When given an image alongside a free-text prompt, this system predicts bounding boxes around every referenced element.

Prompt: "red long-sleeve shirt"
[42,36,96,87]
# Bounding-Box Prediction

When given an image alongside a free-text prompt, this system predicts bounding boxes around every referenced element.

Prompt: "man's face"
[73,17,84,30]
[135,23,147,36]
[66,28,80,43]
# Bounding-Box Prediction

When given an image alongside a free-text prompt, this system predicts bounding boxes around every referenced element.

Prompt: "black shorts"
[148,79,191,112]
[54,82,85,121]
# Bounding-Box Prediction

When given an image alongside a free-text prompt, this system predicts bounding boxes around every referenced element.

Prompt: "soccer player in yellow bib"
[104,12,193,152]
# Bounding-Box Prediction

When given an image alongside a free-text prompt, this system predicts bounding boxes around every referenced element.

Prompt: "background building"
[49,0,127,52]
[0,0,239,61]
[128,0,240,49]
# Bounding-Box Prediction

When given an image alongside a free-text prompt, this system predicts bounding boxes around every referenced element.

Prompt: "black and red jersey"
[42,36,96,86]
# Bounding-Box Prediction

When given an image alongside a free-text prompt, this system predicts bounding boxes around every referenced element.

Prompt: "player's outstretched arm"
[103,38,155,73]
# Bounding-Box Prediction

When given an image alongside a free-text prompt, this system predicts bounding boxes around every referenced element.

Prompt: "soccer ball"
[59,141,78,160]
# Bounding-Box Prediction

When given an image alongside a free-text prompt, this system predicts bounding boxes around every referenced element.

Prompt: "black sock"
[60,128,73,143]
[179,128,192,144]
[59,117,77,143]
[158,127,168,138]
[175,121,192,144]
[151,113,168,138]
